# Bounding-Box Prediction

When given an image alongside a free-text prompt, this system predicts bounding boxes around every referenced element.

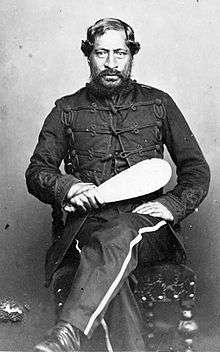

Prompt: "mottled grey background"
[0,0,220,350]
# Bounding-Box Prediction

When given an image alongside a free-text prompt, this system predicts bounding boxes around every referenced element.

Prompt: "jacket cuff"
[55,174,81,207]
[156,193,186,224]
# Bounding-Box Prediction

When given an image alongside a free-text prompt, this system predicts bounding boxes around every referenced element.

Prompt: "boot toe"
[33,321,80,352]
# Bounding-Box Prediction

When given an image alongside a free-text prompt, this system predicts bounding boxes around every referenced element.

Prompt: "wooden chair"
[133,263,198,352]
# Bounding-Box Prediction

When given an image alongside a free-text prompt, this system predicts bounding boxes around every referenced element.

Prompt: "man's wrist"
[55,176,81,207]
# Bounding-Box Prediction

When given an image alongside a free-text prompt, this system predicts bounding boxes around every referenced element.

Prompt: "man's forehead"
[93,30,128,49]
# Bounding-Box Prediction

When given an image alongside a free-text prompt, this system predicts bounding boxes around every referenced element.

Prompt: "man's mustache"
[99,69,123,78]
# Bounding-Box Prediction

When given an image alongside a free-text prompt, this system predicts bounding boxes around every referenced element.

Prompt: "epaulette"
[140,83,153,89]
[54,87,86,111]
[55,97,72,112]
[139,83,168,103]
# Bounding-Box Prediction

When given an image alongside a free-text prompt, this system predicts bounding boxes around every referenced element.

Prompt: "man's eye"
[115,51,127,58]
[96,51,107,58]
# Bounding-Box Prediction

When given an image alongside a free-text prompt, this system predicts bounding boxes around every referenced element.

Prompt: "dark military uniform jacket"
[25,81,210,286]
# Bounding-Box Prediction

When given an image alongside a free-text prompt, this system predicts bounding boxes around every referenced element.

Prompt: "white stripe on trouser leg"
[75,239,81,254]
[84,233,142,335]
[101,318,114,352]
[139,220,167,235]
[84,219,167,336]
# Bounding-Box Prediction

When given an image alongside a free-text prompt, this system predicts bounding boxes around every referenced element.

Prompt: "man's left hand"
[132,201,174,221]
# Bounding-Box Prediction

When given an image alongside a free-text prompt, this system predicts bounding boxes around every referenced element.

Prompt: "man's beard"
[88,64,133,98]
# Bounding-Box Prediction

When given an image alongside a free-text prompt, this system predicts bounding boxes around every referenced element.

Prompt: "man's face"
[89,29,133,88]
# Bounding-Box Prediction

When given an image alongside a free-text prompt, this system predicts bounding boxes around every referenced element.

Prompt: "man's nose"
[104,53,118,69]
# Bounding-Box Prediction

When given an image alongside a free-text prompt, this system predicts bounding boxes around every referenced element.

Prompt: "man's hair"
[81,18,140,57]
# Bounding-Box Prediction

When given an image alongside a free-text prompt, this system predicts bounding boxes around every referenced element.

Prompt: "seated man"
[25,18,210,352]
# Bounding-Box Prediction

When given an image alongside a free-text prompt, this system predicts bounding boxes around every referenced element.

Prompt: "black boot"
[34,320,80,352]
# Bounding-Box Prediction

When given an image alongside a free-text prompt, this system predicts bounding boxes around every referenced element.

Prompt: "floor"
[0,291,219,352]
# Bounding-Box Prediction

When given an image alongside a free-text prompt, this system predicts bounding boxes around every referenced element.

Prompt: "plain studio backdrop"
[0,0,220,350]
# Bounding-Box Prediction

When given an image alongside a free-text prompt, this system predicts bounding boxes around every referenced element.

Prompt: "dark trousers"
[58,211,182,351]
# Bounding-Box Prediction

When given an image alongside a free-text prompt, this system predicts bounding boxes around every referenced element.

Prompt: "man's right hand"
[64,182,99,213]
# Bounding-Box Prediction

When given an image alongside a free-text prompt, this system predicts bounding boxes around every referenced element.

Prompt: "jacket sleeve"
[156,94,211,224]
[25,100,81,207]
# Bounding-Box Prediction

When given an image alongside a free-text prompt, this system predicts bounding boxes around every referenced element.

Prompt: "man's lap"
[66,212,180,267]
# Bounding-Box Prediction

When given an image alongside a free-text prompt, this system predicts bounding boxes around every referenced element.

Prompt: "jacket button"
[64,106,72,112]
[66,127,72,135]
[156,129,162,141]
[156,120,162,127]
[155,98,162,105]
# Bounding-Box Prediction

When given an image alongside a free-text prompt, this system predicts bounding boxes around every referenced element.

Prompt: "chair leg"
[142,301,155,350]
[177,300,198,352]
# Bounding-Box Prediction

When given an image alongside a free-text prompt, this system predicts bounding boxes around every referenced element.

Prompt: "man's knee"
[88,214,139,253]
